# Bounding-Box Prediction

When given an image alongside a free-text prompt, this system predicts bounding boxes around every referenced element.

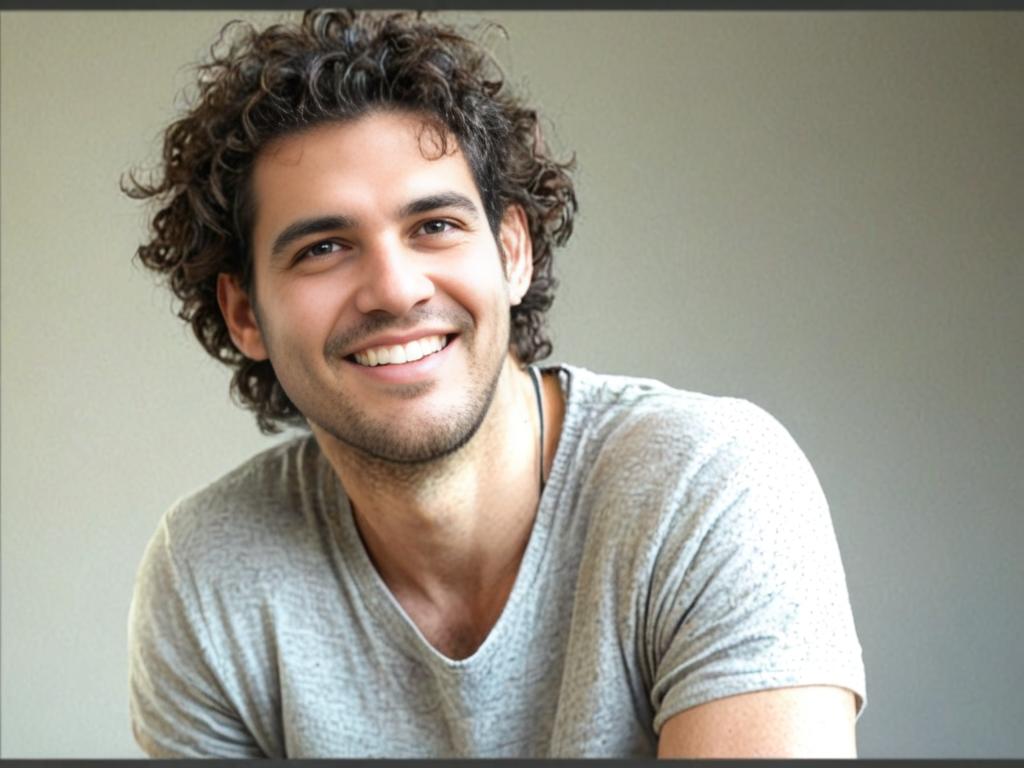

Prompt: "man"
[126,10,865,758]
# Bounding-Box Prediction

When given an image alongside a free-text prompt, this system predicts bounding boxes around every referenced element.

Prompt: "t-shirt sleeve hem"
[132,719,192,759]
[131,715,264,758]
[653,667,868,733]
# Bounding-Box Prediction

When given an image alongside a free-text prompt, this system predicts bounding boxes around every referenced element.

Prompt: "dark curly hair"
[124,9,577,434]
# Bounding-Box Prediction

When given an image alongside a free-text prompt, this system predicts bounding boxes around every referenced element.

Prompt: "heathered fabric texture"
[128,365,866,757]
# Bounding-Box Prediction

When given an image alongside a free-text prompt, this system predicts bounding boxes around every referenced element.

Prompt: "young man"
[126,10,865,758]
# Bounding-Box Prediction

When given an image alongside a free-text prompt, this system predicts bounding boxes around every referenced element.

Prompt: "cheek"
[261,279,347,348]
[441,254,511,315]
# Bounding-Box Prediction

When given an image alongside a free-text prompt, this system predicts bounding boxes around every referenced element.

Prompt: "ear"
[216,272,269,361]
[499,204,533,306]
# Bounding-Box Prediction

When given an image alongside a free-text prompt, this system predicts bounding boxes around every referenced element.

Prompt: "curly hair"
[124,9,577,434]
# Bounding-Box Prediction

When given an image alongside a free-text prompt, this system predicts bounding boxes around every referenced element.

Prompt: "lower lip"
[345,337,457,384]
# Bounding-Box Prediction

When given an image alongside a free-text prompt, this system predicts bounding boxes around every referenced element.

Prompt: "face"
[218,110,532,464]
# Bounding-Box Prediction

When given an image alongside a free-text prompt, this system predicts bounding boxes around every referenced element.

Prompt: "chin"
[312,384,497,466]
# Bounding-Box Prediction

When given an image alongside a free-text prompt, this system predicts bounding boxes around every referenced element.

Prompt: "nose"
[352,239,435,317]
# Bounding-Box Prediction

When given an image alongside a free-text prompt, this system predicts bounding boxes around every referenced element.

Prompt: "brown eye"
[298,241,344,261]
[419,220,454,236]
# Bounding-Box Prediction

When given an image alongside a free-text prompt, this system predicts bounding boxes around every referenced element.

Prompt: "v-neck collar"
[324,365,580,672]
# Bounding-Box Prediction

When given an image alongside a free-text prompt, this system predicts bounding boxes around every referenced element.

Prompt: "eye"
[296,240,345,262]
[417,219,457,236]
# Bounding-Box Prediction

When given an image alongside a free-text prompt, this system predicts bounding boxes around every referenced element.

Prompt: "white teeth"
[353,334,448,367]
[405,340,423,362]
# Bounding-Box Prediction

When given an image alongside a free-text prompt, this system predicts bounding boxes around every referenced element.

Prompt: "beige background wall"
[1,11,1021,758]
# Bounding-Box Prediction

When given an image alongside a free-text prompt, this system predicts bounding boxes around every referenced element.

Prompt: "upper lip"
[347,329,454,356]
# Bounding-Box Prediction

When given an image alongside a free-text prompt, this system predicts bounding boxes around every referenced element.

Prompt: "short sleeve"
[127,512,263,757]
[647,401,866,732]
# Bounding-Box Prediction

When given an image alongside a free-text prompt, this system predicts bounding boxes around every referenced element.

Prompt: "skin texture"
[657,685,858,758]
[218,109,856,753]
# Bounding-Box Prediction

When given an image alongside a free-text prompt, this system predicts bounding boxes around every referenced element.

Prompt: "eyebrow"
[270,215,357,260]
[397,192,480,221]
[269,192,482,261]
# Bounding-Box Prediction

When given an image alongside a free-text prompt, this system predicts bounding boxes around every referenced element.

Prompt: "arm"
[645,400,866,756]
[657,685,857,758]
[129,513,264,757]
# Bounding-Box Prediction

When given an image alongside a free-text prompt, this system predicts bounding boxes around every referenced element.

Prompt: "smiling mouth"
[348,334,454,367]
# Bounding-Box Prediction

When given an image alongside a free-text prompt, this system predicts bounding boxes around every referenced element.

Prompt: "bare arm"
[657,685,858,758]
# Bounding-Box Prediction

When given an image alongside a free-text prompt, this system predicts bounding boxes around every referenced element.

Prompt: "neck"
[311,356,550,611]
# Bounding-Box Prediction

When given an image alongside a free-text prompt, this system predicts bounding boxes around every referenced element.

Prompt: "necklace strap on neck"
[528,365,546,493]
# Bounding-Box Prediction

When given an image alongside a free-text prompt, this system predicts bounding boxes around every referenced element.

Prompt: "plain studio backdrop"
[1,9,1021,759]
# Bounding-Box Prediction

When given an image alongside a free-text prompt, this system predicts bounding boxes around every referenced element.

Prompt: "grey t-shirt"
[128,364,866,757]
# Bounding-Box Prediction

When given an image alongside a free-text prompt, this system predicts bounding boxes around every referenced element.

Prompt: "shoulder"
[128,439,325,758]
[559,364,803,498]
[555,365,832,573]
[153,432,332,578]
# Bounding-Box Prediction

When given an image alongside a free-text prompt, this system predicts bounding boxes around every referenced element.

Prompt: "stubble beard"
[255,291,512,470]
[297,308,511,468]
[311,351,506,467]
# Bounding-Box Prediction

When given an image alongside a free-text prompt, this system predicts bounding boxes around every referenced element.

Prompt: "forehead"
[249,111,480,237]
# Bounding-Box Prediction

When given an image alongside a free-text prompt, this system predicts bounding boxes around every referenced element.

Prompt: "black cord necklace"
[528,365,546,494]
